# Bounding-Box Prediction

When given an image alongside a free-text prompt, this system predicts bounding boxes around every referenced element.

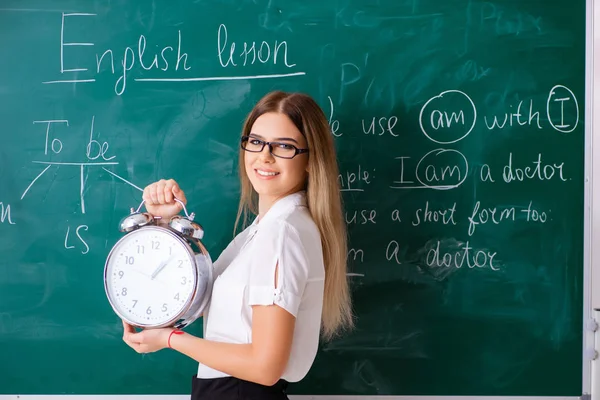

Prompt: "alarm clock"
[104,198,213,329]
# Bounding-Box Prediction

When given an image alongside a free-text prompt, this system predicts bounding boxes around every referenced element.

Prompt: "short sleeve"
[247,222,309,317]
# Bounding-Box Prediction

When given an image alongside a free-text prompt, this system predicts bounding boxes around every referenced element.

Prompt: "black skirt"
[191,375,289,400]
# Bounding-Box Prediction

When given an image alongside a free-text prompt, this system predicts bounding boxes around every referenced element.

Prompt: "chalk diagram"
[20,116,142,214]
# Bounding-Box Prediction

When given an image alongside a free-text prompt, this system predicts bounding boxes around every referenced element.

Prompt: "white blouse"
[197,191,325,383]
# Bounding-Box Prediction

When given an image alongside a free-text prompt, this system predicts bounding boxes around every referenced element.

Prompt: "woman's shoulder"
[256,210,320,254]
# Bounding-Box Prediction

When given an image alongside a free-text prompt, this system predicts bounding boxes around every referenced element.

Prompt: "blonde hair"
[234,91,353,340]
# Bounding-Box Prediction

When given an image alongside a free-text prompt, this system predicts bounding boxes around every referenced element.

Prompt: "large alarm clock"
[104,198,213,329]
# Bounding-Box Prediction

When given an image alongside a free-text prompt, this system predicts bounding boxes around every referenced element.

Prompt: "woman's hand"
[142,179,187,219]
[122,320,172,354]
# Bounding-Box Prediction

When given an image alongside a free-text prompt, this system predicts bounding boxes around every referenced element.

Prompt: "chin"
[252,184,280,198]
[250,181,287,199]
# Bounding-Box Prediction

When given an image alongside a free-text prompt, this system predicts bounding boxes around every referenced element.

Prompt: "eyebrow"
[248,133,299,144]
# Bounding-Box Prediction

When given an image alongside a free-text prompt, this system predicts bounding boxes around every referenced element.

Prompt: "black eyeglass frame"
[240,136,309,159]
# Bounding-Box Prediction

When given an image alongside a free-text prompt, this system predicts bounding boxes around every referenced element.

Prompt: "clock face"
[104,227,196,327]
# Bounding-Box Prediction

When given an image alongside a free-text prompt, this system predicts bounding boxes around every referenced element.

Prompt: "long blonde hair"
[234,91,353,340]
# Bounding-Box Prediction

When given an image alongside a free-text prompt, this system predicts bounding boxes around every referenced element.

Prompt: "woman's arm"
[123,303,295,386]
[176,304,294,385]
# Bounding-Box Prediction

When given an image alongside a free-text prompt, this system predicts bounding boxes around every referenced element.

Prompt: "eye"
[249,139,263,145]
[274,143,294,150]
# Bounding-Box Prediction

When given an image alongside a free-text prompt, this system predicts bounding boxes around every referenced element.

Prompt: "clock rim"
[104,225,199,329]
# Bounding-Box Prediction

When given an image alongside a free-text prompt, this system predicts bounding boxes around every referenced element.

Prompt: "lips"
[254,168,280,179]
[256,169,279,176]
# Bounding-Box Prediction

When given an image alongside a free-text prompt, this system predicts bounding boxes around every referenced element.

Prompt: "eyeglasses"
[240,136,309,159]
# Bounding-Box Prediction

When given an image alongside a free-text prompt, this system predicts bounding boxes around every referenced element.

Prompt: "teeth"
[257,170,278,176]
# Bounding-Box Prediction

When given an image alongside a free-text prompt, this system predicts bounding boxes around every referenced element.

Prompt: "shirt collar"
[249,191,307,229]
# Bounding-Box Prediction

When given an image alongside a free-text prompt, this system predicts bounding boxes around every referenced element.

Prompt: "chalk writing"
[426,240,499,271]
[86,116,115,161]
[484,99,542,130]
[482,86,579,132]
[346,209,377,225]
[358,51,397,111]
[22,116,141,214]
[363,73,397,113]
[502,153,567,183]
[65,224,90,254]
[33,120,68,155]
[97,30,190,95]
[412,202,457,226]
[521,201,548,222]
[361,116,398,136]
[0,203,15,225]
[479,164,495,182]
[477,3,542,36]
[547,85,579,133]
[218,23,296,68]
[467,202,516,236]
[60,13,96,74]
[416,149,468,189]
[327,96,343,137]
[30,15,582,278]
[338,165,374,192]
[339,62,361,102]
[386,240,403,265]
[419,90,477,144]
[348,248,365,263]
[390,149,469,190]
[454,59,490,82]
[418,86,578,137]
[43,15,305,95]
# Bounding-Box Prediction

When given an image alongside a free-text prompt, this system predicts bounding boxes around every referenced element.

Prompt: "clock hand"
[150,256,173,280]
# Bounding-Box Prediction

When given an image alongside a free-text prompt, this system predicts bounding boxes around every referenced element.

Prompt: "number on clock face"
[106,228,195,326]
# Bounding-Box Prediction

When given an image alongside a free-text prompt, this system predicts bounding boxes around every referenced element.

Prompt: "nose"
[258,143,275,162]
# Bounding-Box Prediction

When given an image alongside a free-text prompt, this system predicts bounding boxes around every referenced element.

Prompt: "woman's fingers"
[122,321,136,348]
[164,182,174,203]
[122,320,135,333]
[145,182,159,205]
[173,183,186,205]
[141,179,185,219]
[165,179,182,204]
[122,321,143,352]
[142,183,154,205]
[123,337,142,352]
[143,179,183,205]
[122,320,138,343]
[156,180,166,204]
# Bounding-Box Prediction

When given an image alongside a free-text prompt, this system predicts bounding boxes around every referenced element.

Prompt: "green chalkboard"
[0,0,586,396]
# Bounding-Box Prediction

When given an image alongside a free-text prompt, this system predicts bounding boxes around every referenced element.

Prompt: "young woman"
[121,91,353,399]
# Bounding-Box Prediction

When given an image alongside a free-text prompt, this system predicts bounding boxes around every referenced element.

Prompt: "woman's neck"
[257,195,278,222]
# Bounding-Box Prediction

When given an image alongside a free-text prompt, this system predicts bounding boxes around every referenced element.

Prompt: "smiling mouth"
[255,169,280,177]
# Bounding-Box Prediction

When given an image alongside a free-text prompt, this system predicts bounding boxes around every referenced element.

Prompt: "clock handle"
[174,198,196,221]
[168,199,204,240]
[132,199,146,214]
[131,198,193,220]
